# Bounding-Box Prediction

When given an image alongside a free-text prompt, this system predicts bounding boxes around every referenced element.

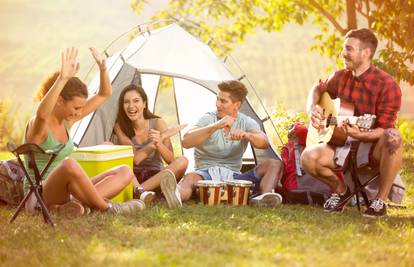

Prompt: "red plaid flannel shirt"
[319,65,401,129]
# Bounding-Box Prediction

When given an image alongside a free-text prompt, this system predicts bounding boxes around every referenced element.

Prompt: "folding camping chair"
[345,141,380,211]
[334,141,379,211]
[334,140,406,211]
[7,142,65,227]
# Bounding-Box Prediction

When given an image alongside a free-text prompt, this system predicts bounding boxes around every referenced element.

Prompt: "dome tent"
[71,20,282,172]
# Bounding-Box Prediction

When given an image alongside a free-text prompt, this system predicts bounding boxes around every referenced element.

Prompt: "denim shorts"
[194,167,261,192]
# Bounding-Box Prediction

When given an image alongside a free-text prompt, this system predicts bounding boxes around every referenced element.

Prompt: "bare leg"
[140,156,188,191]
[42,159,109,210]
[177,172,203,201]
[255,159,284,193]
[301,144,346,193]
[372,129,403,200]
[90,164,134,199]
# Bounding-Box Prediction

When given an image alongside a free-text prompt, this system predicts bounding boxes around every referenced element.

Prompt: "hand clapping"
[215,115,235,131]
[149,129,161,146]
[228,129,249,141]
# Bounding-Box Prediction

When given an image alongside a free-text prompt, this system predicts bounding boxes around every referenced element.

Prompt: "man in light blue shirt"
[194,110,260,172]
[159,80,283,208]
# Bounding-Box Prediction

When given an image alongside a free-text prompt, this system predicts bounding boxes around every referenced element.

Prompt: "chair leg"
[34,189,55,227]
[360,174,378,207]
[10,188,55,227]
[9,189,34,223]
[352,173,378,213]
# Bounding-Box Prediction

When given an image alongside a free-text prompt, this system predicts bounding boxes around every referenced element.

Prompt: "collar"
[354,65,375,82]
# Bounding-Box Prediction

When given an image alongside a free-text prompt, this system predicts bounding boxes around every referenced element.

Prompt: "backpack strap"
[288,124,303,177]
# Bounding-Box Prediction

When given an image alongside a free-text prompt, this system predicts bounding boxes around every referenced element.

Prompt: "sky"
[0,0,154,111]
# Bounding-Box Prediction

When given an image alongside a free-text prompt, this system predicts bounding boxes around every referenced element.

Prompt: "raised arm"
[182,115,235,149]
[28,48,80,143]
[70,47,112,126]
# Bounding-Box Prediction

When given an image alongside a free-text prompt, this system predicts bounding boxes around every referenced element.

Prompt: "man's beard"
[344,57,363,71]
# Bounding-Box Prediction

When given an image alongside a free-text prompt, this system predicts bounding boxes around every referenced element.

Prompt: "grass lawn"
[0,150,413,267]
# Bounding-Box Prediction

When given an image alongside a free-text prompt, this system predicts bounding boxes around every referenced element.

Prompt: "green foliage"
[370,0,414,85]
[397,115,414,150]
[271,105,308,148]
[0,97,30,150]
[0,151,13,160]
[130,0,414,85]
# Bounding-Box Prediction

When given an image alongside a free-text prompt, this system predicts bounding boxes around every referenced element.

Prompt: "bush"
[397,115,414,151]
[271,105,308,149]
[0,97,31,150]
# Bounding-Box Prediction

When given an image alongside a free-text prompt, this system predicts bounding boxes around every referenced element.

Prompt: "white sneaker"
[160,169,182,209]
[140,191,156,205]
[249,192,283,208]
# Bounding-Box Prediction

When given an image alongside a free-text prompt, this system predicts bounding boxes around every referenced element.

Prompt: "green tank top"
[23,121,74,192]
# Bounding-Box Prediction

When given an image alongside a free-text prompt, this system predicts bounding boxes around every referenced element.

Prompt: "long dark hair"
[116,84,160,138]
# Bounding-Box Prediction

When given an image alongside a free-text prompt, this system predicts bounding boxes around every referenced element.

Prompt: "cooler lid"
[71,145,133,161]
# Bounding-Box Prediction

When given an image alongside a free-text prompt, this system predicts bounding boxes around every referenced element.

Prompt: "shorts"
[133,168,162,184]
[332,141,378,169]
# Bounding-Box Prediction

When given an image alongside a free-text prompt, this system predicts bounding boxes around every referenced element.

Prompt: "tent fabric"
[123,24,234,82]
[71,23,281,172]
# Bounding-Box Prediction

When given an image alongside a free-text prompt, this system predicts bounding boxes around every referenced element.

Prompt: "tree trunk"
[346,0,358,31]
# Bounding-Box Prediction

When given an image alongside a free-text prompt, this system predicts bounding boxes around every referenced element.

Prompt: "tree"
[130,0,414,85]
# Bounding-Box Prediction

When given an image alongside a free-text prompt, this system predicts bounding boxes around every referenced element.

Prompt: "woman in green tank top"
[25,47,145,216]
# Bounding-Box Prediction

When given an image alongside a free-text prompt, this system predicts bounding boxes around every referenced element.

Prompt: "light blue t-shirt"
[194,111,260,172]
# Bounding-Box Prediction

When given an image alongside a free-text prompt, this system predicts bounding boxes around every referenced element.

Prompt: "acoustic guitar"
[306,92,376,147]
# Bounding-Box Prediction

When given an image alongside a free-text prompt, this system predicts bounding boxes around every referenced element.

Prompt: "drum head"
[223,179,253,187]
[196,180,225,187]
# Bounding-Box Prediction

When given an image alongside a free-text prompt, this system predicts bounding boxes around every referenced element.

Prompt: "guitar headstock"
[356,114,376,129]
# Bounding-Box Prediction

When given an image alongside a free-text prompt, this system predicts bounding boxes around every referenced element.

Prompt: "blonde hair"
[35,71,88,102]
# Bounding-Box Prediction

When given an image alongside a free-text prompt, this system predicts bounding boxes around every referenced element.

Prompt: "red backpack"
[279,123,332,205]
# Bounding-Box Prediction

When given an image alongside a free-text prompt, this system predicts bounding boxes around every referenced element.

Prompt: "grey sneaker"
[249,192,283,208]
[107,199,145,215]
[160,169,182,209]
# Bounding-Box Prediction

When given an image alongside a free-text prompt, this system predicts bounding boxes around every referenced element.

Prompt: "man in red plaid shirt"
[301,28,403,217]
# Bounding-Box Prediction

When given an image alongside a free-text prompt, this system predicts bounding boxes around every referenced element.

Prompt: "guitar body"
[306,92,356,147]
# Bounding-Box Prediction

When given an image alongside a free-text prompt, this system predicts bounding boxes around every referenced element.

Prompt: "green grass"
[0,149,413,267]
